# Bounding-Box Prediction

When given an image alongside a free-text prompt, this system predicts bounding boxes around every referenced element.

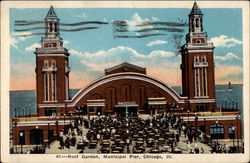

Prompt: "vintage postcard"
[1,1,249,163]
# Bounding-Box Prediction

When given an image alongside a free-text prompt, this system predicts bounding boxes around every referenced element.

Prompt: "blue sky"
[9,7,243,90]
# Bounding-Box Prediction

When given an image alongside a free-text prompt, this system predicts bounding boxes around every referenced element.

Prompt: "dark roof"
[45,6,59,20]
[189,2,202,15]
[105,62,146,73]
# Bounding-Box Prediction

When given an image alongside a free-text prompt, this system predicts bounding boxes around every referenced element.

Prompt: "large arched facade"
[65,63,187,115]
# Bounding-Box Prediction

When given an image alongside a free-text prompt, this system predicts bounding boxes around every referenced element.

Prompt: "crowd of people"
[56,113,207,154]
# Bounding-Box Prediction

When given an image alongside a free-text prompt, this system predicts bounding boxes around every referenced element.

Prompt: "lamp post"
[228,101,230,110]
[63,114,66,127]
[65,104,68,115]
[221,98,223,109]
[203,118,206,133]
[29,104,31,117]
[187,109,190,123]
[48,122,50,148]
[216,120,219,152]
[232,126,235,151]
[195,113,198,131]
[236,114,239,152]
[231,99,234,110]
[56,117,59,139]
[22,107,24,117]
[14,121,17,153]
[19,132,23,154]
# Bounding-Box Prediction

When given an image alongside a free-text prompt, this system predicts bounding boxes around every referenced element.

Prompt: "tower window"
[54,23,57,32]
[52,60,56,68]
[49,23,53,32]
[44,60,49,68]
[195,18,199,28]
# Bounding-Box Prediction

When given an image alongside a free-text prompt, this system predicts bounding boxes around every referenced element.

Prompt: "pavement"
[45,115,212,154]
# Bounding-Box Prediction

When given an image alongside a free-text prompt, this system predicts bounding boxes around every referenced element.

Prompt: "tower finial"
[190,1,202,15]
[45,6,59,20]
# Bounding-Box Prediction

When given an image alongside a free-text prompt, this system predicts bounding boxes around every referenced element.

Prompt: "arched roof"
[67,72,187,107]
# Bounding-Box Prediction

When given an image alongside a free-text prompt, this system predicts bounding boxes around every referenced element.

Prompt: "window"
[51,72,56,101]
[88,106,95,113]
[49,23,52,32]
[195,18,199,28]
[44,60,49,68]
[44,72,49,101]
[51,60,56,68]
[210,123,224,139]
[194,56,199,62]
[54,23,57,32]
[45,108,57,116]
[196,104,208,112]
[158,105,164,110]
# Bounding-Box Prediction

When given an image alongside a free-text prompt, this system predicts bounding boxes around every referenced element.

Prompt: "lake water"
[10,84,243,118]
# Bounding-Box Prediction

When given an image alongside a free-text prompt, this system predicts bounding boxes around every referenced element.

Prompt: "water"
[10,84,243,118]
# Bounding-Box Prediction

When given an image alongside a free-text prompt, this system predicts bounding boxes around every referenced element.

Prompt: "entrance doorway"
[30,129,44,145]
[114,106,138,117]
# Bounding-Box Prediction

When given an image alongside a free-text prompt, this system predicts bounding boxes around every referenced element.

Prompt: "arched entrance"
[30,129,44,145]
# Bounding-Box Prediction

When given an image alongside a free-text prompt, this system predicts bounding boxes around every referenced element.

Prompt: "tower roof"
[189,2,202,15]
[45,6,59,20]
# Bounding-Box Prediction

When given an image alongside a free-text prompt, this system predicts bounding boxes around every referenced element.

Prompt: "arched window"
[195,18,199,28]
[51,60,56,69]
[54,23,57,32]
[210,123,224,139]
[49,23,53,32]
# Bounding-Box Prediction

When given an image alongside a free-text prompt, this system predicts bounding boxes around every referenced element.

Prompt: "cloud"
[152,17,160,21]
[210,35,242,47]
[25,43,40,51]
[126,13,152,31]
[68,46,180,87]
[64,40,70,45]
[146,40,167,46]
[12,32,34,41]
[75,12,87,18]
[10,35,18,49]
[214,52,242,61]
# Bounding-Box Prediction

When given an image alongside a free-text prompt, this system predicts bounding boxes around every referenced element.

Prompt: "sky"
[9,5,243,90]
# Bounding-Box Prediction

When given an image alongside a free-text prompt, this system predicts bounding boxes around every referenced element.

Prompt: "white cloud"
[210,35,242,47]
[152,17,159,21]
[25,43,40,51]
[215,52,242,61]
[12,32,34,41]
[126,13,151,31]
[69,46,177,72]
[103,18,107,22]
[69,46,180,87]
[146,40,167,46]
[75,12,87,18]
[10,35,18,49]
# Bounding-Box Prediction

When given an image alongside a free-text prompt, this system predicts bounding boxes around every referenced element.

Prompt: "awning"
[148,101,167,105]
[148,97,166,105]
[86,99,105,107]
[115,102,138,107]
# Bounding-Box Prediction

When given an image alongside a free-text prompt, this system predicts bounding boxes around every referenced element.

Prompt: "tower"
[35,6,70,116]
[180,2,216,112]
